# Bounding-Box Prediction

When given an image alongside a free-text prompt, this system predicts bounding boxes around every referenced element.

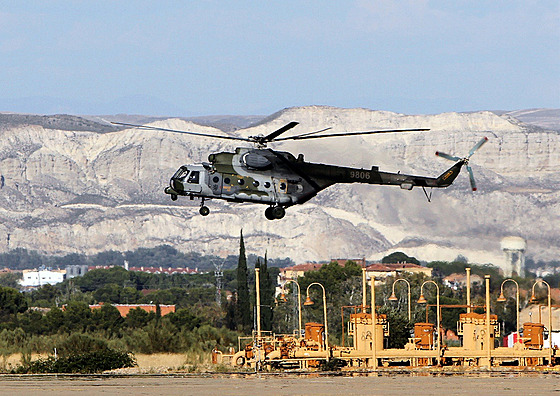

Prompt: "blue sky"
[0,1,558,116]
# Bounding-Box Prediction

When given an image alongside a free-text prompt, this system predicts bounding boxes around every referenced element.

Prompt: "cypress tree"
[236,230,251,332]
[260,252,274,331]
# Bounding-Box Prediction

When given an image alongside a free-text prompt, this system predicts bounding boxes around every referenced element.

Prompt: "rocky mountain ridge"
[0,106,558,271]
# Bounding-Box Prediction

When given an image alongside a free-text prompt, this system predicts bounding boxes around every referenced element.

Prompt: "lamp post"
[530,279,552,363]
[304,282,329,362]
[280,279,302,339]
[417,280,440,365]
[388,278,412,322]
[496,278,520,334]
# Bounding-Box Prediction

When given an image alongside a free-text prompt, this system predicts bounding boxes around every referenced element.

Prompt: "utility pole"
[213,259,225,306]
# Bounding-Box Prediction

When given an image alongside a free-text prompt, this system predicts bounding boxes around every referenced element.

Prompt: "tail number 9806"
[350,171,370,180]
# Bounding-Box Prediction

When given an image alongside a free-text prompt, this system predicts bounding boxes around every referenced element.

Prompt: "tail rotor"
[435,137,488,191]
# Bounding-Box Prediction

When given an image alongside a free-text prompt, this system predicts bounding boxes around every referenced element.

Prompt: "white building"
[19,269,66,287]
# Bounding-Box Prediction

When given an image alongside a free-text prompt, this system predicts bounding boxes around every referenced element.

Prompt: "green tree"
[125,307,152,328]
[18,309,48,335]
[298,261,363,344]
[62,301,92,332]
[224,295,237,331]
[166,308,202,331]
[377,306,413,348]
[236,230,251,332]
[91,304,125,334]
[91,250,125,267]
[30,284,62,307]
[0,287,27,323]
[382,252,420,265]
[256,254,274,332]
[44,307,65,333]
[93,284,124,304]
[0,272,22,289]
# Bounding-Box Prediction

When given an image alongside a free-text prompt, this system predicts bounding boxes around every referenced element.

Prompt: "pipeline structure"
[212,268,559,370]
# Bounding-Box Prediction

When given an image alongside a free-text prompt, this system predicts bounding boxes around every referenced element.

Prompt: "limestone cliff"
[0,107,558,270]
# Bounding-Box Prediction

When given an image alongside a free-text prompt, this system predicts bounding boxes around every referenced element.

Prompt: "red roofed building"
[88,265,198,275]
[277,263,323,295]
[365,262,432,283]
[279,263,323,281]
[330,258,367,267]
[89,303,176,317]
[128,266,198,275]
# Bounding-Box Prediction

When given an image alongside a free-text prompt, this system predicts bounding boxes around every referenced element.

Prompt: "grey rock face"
[0,106,558,270]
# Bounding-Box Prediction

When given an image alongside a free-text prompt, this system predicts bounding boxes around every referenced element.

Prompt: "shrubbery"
[16,349,136,374]
[14,333,136,373]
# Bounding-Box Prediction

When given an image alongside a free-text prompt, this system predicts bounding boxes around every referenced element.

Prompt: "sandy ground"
[2,353,199,373]
[0,373,559,396]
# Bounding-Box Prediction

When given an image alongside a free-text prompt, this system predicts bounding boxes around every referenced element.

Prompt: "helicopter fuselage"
[111,120,485,220]
[164,146,465,219]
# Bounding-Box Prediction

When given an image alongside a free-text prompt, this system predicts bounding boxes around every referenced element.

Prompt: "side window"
[187,171,200,184]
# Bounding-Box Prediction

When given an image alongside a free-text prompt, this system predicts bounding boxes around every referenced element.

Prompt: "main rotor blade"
[111,122,253,142]
[261,121,300,142]
[276,126,332,140]
[468,137,489,158]
[435,151,461,162]
[466,165,477,191]
[273,128,430,142]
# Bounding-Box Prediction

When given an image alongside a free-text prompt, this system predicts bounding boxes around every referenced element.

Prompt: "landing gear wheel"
[265,207,275,220]
[199,206,210,216]
[271,206,285,219]
[171,194,178,201]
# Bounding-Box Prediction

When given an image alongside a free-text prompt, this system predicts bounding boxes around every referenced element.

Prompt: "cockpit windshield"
[173,167,189,181]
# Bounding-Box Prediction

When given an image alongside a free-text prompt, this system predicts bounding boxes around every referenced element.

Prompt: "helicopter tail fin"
[435,137,488,191]
[434,160,465,188]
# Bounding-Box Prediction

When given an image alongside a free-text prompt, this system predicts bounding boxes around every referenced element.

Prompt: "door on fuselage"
[185,170,203,193]
[209,173,223,196]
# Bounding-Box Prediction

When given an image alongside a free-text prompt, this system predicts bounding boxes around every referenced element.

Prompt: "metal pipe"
[466,267,471,313]
[370,275,377,370]
[255,268,261,339]
[362,267,367,313]
[485,275,491,366]
[531,280,552,364]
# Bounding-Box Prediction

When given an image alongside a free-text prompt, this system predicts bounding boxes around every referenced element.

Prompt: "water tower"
[501,236,527,277]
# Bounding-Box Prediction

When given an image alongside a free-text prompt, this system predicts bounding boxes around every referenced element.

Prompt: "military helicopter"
[113,121,487,220]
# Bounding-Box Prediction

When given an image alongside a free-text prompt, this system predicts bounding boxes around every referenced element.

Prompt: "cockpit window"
[187,170,200,184]
[173,167,189,181]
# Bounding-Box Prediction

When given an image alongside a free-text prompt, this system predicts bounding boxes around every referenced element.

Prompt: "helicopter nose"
[171,179,184,192]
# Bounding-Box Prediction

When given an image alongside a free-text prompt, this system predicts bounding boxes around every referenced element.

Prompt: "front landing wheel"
[199,206,210,216]
[271,206,285,219]
[265,206,285,220]
[265,207,275,220]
